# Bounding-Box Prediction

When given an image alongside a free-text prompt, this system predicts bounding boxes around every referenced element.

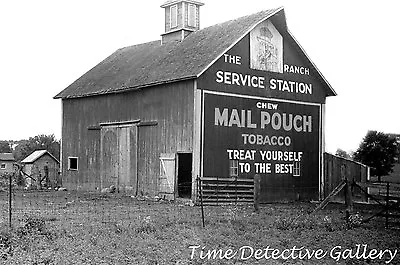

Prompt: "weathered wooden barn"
[54,1,337,202]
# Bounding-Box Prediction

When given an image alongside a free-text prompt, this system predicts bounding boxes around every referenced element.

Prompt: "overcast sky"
[1,0,399,153]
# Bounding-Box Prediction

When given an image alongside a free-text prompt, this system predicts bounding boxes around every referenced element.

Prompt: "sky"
[0,0,399,154]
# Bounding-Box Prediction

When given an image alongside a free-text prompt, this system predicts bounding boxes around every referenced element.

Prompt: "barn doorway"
[177,153,192,198]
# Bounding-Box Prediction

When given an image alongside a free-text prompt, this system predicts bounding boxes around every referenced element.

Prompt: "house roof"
[21,150,59,164]
[0,153,14,161]
[54,7,336,99]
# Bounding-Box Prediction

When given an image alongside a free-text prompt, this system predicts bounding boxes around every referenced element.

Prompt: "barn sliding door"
[100,125,137,193]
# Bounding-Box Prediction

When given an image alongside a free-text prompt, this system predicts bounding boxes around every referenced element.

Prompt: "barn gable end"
[196,11,335,202]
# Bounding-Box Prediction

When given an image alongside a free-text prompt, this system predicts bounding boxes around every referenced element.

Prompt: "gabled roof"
[21,150,59,164]
[0,153,14,161]
[54,7,336,99]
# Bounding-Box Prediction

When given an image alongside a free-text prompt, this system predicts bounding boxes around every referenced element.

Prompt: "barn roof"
[21,150,59,164]
[0,153,14,161]
[54,7,336,99]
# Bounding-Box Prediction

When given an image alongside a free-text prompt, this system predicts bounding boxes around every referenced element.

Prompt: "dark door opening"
[177,153,192,198]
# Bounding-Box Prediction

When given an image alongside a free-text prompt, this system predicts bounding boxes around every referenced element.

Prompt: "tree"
[353,131,399,181]
[13,134,60,162]
[0,140,12,153]
[335,148,350,159]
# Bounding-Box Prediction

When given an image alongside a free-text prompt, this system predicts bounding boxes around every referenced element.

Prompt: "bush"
[347,213,362,229]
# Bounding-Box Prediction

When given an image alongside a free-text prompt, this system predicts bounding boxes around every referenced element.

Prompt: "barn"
[54,1,336,203]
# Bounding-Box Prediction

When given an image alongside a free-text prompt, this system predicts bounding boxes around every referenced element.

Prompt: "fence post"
[342,163,353,220]
[216,175,219,206]
[386,182,389,228]
[345,179,353,220]
[197,176,205,228]
[235,175,238,205]
[254,174,261,213]
[9,172,12,228]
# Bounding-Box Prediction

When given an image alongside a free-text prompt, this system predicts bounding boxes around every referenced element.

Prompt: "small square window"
[293,161,301,177]
[229,160,239,177]
[170,5,178,28]
[0,163,6,170]
[68,157,78,171]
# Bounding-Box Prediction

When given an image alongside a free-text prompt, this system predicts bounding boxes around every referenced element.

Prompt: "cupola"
[160,0,204,44]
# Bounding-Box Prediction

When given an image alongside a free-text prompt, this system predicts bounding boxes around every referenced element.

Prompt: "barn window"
[293,161,301,176]
[68,157,78,171]
[170,4,178,28]
[188,4,196,27]
[0,163,5,170]
[229,160,239,177]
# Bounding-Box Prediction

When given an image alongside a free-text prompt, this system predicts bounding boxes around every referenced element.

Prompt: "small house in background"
[0,153,15,175]
[21,150,60,189]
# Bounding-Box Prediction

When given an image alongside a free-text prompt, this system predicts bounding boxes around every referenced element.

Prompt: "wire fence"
[3,172,398,230]
[0,189,149,228]
[0,171,258,233]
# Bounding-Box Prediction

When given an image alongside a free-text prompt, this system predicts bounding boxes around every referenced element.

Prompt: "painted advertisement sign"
[250,19,283,73]
[197,19,330,104]
[202,91,321,201]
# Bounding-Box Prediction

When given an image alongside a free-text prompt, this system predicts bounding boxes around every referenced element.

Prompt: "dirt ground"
[0,191,399,264]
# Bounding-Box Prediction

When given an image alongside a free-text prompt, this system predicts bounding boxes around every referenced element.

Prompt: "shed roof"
[21,150,59,164]
[54,7,336,99]
[0,153,14,161]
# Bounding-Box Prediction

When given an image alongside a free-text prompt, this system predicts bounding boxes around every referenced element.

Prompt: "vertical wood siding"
[62,80,194,195]
[323,153,369,202]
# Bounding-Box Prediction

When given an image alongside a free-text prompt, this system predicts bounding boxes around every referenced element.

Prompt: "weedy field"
[0,191,399,264]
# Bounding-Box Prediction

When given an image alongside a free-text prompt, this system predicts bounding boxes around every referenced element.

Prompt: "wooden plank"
[99,119,140,126]
[118,126,130,191]
[312,180,346,212]
[130,125,138,195]
[138,121,158,127]
[192,85,202,201]
[100,127,118,189]
[358,182,400,189]
[202,177,253,182]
